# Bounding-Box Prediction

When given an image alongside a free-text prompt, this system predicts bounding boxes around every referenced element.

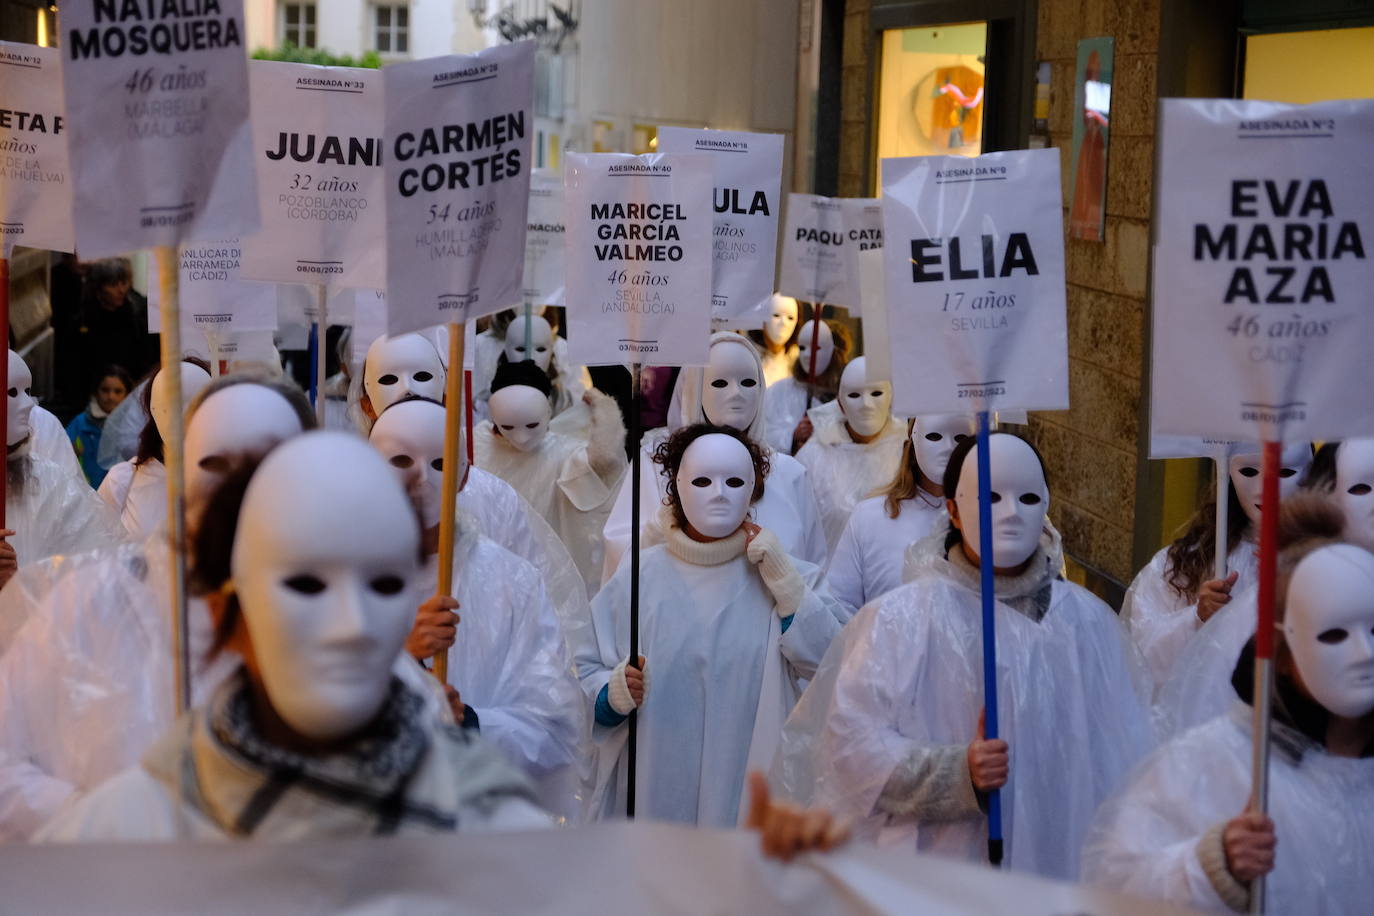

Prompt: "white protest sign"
[880,149,1068,416]
[523,168,565,306]
[383,41,534,335]
[657,127,783,321]
[778,194,882,308]
[563,152,713,366]
[1151,99,1374,443]
[147,239,278,332]
[857,247,892,382]
[0,42,74,256]
[59,0,258,257]
[240,60,385,290]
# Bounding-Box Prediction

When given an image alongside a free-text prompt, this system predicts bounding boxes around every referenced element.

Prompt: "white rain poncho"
[1121,539,1258,689]
[29,405,83,481]
[472,328,590,431]
[759,343,798,389]
[794,406,905,555]
[6,455,123,569]
[428,522,590,821]
[825,493,947,622]
[1152,582,1260,738]
[761,376,823,455]
[95,379,149,470]
[1082,704,1374,914]
[772,530,1156,881]
[473,393,625,594]
[577,516,841,827]
[96,458,167,540]
[0,534,452,841]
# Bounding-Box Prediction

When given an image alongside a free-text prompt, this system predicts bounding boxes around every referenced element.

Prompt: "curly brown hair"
[652,424,770,531]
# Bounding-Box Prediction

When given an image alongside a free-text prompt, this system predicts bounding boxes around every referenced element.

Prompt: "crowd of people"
[1,276,1369,912]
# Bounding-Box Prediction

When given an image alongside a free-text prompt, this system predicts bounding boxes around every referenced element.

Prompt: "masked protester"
[1122,443,1313,687]
[0,376,333,840]
[578,425,842,826]
[772,432,1155,880]
[794,357,906,554]
[369,398,592,820]
[0,351,123,592]
[1084,495,1374,914]
[347,332,446,435]
[747,294,800,389]
[761,317,851,455]
[475,359,626,594]
[826,415,975,621]
[97,362,212,540]
[473,314,591,438]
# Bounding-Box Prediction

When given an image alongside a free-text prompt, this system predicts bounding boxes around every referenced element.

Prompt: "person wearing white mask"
[1084,495,1374,914]
[773,432,1154,880]
[37,432,551,841]
[748,294,800,388]
[794,356,906,554]
[473,314,591,431]
[475,360,626,593]
[1122,443,1313,688]
[9,350,84,484]
[369,398,592,820]
[0,352,122,591]
[97,361,212,540]
[347,333,446,434]
[0,375,325,840]
[578,426,841,826]
[600,331,827,584]
[826,415,975,620]
[761,318,852,455]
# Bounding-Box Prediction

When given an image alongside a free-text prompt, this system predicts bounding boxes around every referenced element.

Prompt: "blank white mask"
[796,320,834,376]
[232,433,421,741]
[912,414,976,487]
[369,398,448,529]
[489,384,553,452]
[1284,544,1374,718]
[1335,439,1374,553]
[6,350,35,447]
[838,357,892,438]
[675,433,755,538]
[184,384,304,519]
[764,295,799,346]
[364,334,445,415]
[954,434,1049,569]
[700,340,762,431]
[150,363,212,441]
[1228,443,1311,527]
[503,315,555,372]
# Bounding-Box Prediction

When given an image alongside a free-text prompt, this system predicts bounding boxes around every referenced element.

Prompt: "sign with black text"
[777,194,882,309]
[522,168,565,306]
[59,0,258,257]
[563,152,713,367]
[1151,99,1374,442]
[383,41,534,335]
[147,239,277,333]
[880,149,1068,415]
[0,42,74,255]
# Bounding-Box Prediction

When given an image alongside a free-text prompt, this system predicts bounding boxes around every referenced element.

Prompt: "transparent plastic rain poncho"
[576,520,841,827]
[772,532,1156,881]
[1120,539,1258,690]
[761,376,811,455]
[1082,704,1374,914]
[1152,580,1260,738]
[825,493,947,622]
[96,458,167,540]
[30,406,84,481]
[471,328,591,433]
[0,534,453,841]
[96,379,149,470]
[472,393,626,595]
[794,405,906,555]
[6,455,124,568]
[428,520,591,822]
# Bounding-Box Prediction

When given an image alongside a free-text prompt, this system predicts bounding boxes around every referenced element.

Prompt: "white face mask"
[675,433,755,539]
[150,363,212,442]
[489,384,553,452]
[6,351,35,447]
[368,399,448,530]
[1335,439,1374,553]
[364,334,445,415]
[954,434,1049,569]
[183,384,305,519]
[503,315,555,372]
[796,320,834,376]
[232,433,420,741]
[700,340,762,430]
[838,357,892,439]
[1228,443,1311,527]
[1284,544,1374,719]
[912,414,976,487]
[764,295,799,346]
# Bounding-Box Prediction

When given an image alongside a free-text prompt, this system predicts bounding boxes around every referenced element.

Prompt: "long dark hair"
[1163,472,1250,600]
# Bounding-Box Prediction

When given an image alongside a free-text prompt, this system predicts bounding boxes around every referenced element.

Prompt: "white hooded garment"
[1151,581,1260,738]
[761,376,826,456]
[29,405,84,482]
[6,455,123,568]
[794,405,905,556]
[826,492,947,622]
[97,458,167,540]
[577,518,841,827]
[1082,705,1374,915]
[772,531,1156,881]
[427,522,590,821]
[1120,539,1258,690]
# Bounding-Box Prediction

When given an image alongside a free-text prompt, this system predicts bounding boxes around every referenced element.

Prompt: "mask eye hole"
[430,458,442,471]
[870,390,884,397]
[499,425,515,431]
[389,455,414,469]
[7,388,15,398]
[846,391,860,399]
[1019,493,1042,506]
[988,492,1002,504]
[525,422,540,429]
[740,378,758,388]
[1349,483,1373,496]
[726,476,746,488]
[198,455,231,473]
[954,434,970,444]
[378,374,399,386]
[283,574,326,595]
[691,476,711,488]
[413,371,434,383]
[1239,466,1260,478]
[710,379,728,389]
[1318,627,1349,645]
[512,346,525,354]
[370,575,405,596]
[1278,468,1297,478]
[924,432,942,442]
[536,346,548,353]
